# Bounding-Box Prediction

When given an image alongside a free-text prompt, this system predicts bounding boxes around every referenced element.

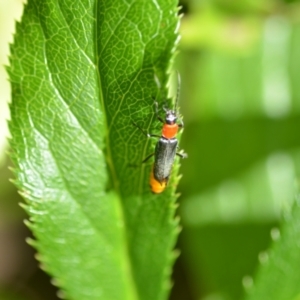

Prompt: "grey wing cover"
[153,138,178,183]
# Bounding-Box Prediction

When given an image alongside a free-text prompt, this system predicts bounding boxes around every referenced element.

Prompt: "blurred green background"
[0,0,300,299]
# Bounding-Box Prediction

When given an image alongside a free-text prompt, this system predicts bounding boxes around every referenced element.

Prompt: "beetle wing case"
[153,138,178,184]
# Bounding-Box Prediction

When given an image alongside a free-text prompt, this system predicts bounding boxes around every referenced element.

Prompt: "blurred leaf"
[202,0,275,15]
[179,223,276,300]
[175,5,300,300]
[180,118,300,197]
[179,123,300,299]
[182,150,299,225]
[8,1,180,300]
[244,194,300,300]
[183,0,275,15]
[179,17,300,121]
[180,8,262,52]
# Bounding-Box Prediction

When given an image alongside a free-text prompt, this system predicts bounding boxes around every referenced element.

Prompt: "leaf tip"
[56,289,67,299]
[25,236,37,247]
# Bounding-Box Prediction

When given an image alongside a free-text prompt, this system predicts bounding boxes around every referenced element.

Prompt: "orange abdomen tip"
[150,170,167,194]
[162,124,178,139]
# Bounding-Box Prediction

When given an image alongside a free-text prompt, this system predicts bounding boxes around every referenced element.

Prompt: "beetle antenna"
[175,71,181,112]
[153,73,163,109]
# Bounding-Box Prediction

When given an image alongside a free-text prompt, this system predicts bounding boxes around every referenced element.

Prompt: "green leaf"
[244,194,300,300]
[8,1,180,300]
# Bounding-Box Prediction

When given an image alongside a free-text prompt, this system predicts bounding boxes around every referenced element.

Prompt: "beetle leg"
[132,122,160,138]
[176,151,188,159]
[142,153,155,163]
[178,119,184,130]
[154,101,164,123]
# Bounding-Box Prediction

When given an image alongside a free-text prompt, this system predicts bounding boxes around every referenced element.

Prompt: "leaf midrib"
[94,1,140,300]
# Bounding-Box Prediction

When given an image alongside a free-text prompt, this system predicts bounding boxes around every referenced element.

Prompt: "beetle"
[133,74,187,193]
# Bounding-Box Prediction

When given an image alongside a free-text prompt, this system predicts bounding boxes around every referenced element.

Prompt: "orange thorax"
[162,123,178,139]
